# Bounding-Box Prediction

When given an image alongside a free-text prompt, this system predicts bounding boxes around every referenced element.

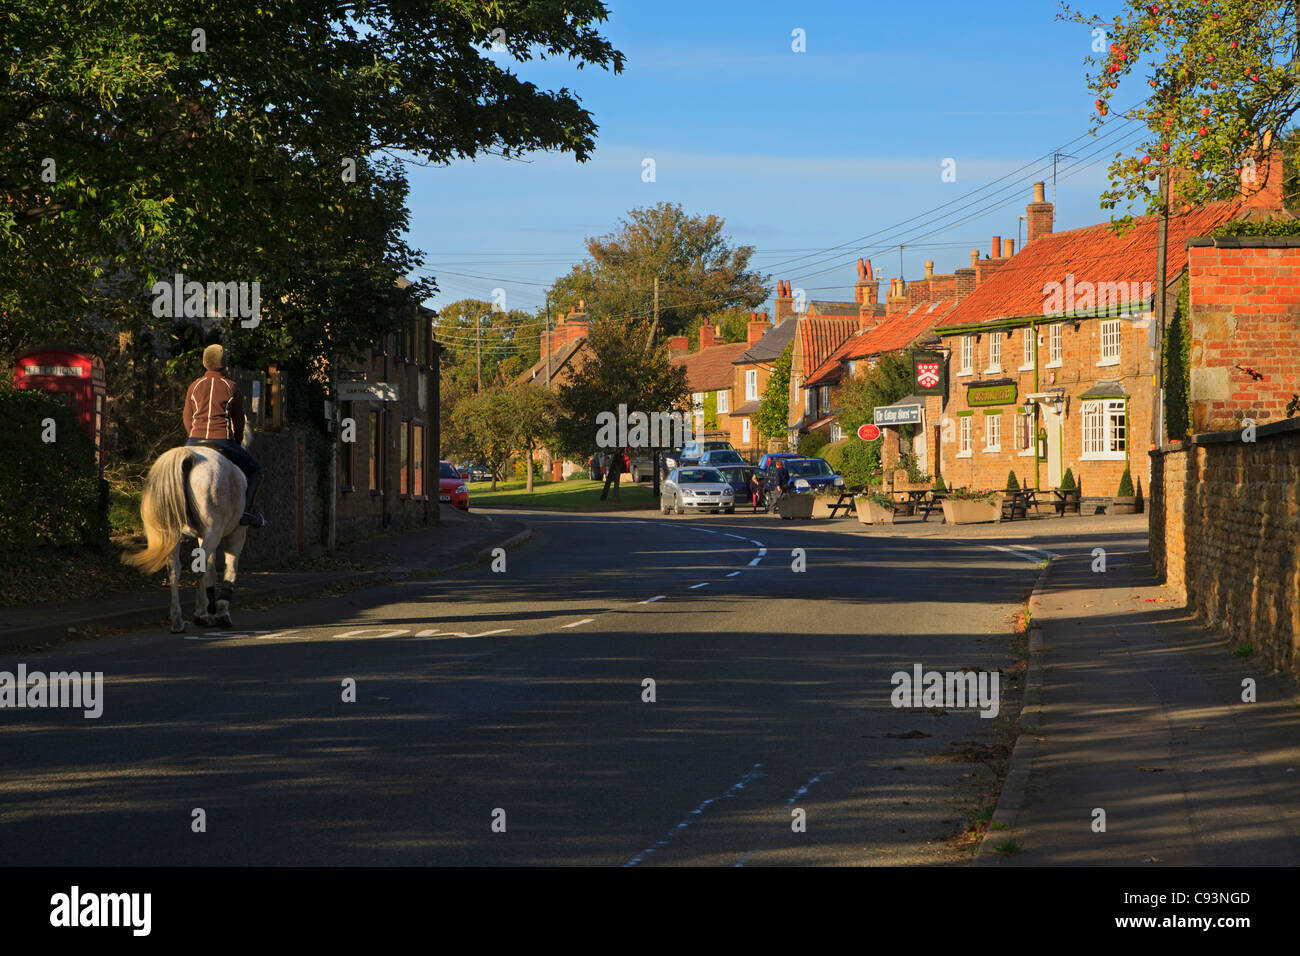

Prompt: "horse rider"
[183,344,265,528]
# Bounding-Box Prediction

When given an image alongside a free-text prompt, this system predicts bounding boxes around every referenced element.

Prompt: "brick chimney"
[1026,182,1054,244]
[747,311,771,346]
[1240,140,1286,213]
[774,279,796,323]
[853,258,881,308]
[887,278,909,315]
[668,335,689,358]
[699,324,717,349]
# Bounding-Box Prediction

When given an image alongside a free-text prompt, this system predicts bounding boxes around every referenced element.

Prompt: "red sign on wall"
[857,423,881,441]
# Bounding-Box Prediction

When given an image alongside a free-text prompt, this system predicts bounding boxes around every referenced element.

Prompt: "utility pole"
[476,312,483,392]
[1153,165,1170,448]
[1051,152,1076,205]
[644,275,661,349]
[898,245,905,278]
[545,297,552,386]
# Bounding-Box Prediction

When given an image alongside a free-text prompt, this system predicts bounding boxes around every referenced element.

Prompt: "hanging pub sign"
[913,352,945,395]
[967,380,1018,407]
[873,401,923,426]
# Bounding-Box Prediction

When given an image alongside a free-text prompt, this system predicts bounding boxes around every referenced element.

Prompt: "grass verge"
[469,478,658,511]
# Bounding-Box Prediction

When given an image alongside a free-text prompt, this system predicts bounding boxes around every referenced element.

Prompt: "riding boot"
[240,473,266,528]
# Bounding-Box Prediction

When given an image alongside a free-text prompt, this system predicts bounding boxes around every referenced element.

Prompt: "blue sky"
[409,0,1139,316]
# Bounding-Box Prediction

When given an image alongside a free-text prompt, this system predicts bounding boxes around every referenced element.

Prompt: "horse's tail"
[123,447,197,574]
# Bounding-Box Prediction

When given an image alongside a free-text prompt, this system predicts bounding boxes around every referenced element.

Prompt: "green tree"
[553,318,690,460]
[754,344,793,443]
[507,384,560,494]
[1061,0,1300,219]
[833,352,917,485]
[546,203,769,338]
[454,387,516,491]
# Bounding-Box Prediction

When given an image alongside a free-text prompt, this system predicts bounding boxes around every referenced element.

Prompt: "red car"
[439,460,469,510]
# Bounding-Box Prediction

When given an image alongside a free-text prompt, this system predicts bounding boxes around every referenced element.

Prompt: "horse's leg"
[193,531,222,625]
[168,543,185,634]
[214,527,247,628]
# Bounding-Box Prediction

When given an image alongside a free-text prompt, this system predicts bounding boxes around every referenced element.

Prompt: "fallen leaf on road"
[1144,856,1161,863]
[1137,767,1166,772]
[887,730,932,739]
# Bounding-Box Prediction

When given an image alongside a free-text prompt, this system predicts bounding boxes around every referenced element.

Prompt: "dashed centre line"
[689,582,710,590]
[561,618,595,628]
[639,595,666,604]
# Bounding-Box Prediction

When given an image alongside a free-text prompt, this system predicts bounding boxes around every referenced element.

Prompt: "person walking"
[600,446,625,501]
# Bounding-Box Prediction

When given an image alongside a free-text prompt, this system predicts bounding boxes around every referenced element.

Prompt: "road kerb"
[973,556,1052,866]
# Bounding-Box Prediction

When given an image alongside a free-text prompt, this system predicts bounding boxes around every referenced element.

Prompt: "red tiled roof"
[936,199,1244,330]
[673,340,749,392]
[804,300,957,387]
[798,317,859,375]
[805,300,860,317]
[516,337,587,385]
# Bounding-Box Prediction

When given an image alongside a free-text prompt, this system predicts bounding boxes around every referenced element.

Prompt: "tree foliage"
[546,203,769,337]
[552,318,690,459]
[1061,0,1300,220]
[754,344,792,442]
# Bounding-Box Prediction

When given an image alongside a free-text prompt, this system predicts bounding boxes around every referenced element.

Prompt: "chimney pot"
[924,260,934,279]
[1033,182,1045,203]
[992,236,1002,259]
[1004,239,1015,257]
[856,259,866,280]
[970,248,979,268]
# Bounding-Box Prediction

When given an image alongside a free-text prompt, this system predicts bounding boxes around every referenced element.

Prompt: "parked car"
[467,461,492,482]
[756,451,800,474]
[699,449,746,468]
[455,462,471,480]
[762,456,843,507]
[713,464,760,510]
[669,440,736,470]
[438,460,470,510]
[660,467,735,515]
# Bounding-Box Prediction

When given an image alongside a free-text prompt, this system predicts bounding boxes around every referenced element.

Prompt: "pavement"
[0,507,529,651]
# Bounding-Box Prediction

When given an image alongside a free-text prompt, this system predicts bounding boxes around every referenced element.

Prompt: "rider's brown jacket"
[184,370,245,443]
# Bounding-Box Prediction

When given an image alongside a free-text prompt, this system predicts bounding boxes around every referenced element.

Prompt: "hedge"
[0,387,105,557]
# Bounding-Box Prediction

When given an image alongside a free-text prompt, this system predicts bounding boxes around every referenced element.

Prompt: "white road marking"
[184,633,251,641]
[639,596,666,604]
[749,540,764,547]
[414,627,512,638]
[747,557,762,566]
[254,630,303,640]
[333,628,410,640]
[757,548,767,557]
[985,545,1048,566]
[1009,544,1062,560]
[625,763,765,867]
[561,618,595,628]
[723,533,745,540]
[734,770,835,867]
[726,571,741,577]
[689,582,710,590]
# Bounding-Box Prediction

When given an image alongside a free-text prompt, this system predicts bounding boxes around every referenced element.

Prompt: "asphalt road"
[0,509,1069,866]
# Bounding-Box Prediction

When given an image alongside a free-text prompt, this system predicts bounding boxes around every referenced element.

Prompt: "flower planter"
[941,495,1004,525]
[856,497,894,525]
[777,494,815,520]
[1111,495,1142,515]
[811,496,840,519]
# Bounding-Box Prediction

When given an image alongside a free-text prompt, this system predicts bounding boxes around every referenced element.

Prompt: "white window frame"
[846,360,857,378]
[1081,399,1127,460]
[959,335,974,375]
[958,415,972,457]
[1098,319,1121,367]
[1048,323,1063,367]
[716,390,729,414]
[984,413,1001,452]
[742,417,751,444]
[986,332,1002,373]
[1020,327,1034,370]
[745,369,759,401]
[803,389,812,416]
[830,422,844,442]
[1016,406,1036,457]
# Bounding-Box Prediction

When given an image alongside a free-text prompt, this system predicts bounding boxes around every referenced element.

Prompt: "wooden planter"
[856,497,894,525]
[1055,488,1080,515]
[941,495,1004,525]
[1111,496,1142,514]
[777,494,815,519]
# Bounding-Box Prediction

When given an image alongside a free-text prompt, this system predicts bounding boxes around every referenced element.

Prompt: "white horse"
[124,434,251,632]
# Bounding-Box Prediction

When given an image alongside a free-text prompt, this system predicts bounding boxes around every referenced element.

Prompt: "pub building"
[927,168,1283,498]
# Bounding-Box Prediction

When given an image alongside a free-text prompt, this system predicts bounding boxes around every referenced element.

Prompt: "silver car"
[660,467,736,515]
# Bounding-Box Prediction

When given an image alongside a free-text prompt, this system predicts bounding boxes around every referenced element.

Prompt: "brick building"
[728,312,794,458]
[671,323,749,439]
[929,175,1283,496]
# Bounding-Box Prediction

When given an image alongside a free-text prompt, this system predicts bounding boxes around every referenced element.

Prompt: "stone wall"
[1149,418,1300,678]
[237,428,324,569]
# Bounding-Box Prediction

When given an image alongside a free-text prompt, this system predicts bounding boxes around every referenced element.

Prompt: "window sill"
[1017,450,1036,457]
[1096,357,1120,368]
[1018,364,1034,372]
[983,446,1002,454]
[984,367,1002,375]
[956,369,973,378]
[1080,453,1126,461]
[957,451,972,459]
[1045,360,1062,369]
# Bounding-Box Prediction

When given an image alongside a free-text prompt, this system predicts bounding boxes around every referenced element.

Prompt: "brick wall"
[1149,418,1300,678]
[1187,238,1300,432]
[239,428,324,568]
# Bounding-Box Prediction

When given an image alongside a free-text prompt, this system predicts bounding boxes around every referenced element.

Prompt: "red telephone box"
[13,346,107,478]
